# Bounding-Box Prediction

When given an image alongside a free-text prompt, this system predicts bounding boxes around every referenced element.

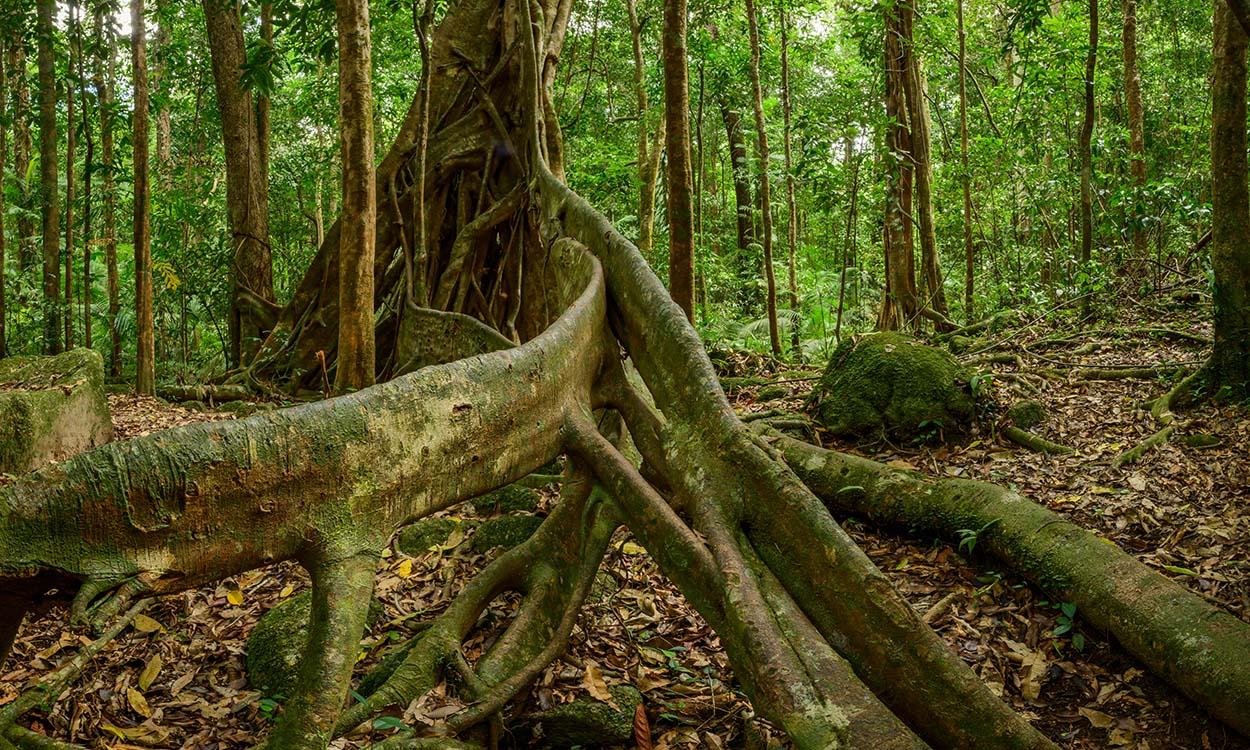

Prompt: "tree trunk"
[258,2,273,188]
[94,6,121,378]
[78,6,94,351]
[1209,0,1250,393]
[627,0,662,260]
[662,0,695,321]
[958,0,975,323]
[746,0,782,357]
[9,44,34,274]
[36,0,61,355]
[904,51,951,326]
[720,101,755,257]
[0,40,7,359]
[780,1,801,354]
[333,0,377,392]
[133,0,156,395]
[65,3,77,350]
[879,3,919,331]
[1079,0,1097,268]
[1123,0,1147,268]
[202,0,275,368]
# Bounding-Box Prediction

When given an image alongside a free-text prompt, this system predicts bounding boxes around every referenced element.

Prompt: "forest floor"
[2,295,1247,750]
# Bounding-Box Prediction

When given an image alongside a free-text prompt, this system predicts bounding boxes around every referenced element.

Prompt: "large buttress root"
[772,431,1250,738]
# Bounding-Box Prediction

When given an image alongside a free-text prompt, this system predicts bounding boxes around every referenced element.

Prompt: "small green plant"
[969,372,994,399]
[257,697,282,720]
[956,518,1000,555]
[1052,602,1085,651]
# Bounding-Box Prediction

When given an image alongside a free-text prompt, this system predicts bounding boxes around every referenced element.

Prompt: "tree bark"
[77,4,94,350]
[904,51,951,326]
[8,44,34,275]
[133,0,156,395]
[720,101,755,257]
[879,3,919,331]
[1079,0,1097,268]
[780,1,801,354]
[0,40,7,359]
[627,0,663,260]
[333,0,377,392]
[1123,0,1147,268]
[958,0,975,323]
[94,6,121,378]
[65,0,77,350]
[662,0,695,321]
[746,0,782,357]
[202,0,275,368]
[1210,0,1250,392]
[36,0,60,354]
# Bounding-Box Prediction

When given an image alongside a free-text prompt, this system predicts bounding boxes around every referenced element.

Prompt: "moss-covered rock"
[0,349,112,473]
[1006,400,1048,429]
[810,332,974,439]
[471,483,540,515]
[246,591,383,698]
[530,685,642,747]
[395,517,460,556]
[470,514,543,552]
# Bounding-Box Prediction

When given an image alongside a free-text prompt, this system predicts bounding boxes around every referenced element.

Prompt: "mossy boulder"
[471,483,540,515]
[395,517,460,556]
[811,332,974,439]
[470,514,543,552]
[0,349,112,474]
[246,591,383,697]
[757,384,790,402]
[530,685,642,747]
[1007,400,1048,429]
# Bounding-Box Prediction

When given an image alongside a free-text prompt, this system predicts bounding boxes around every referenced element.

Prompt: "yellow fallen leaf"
[397,558,413,578]
[226,586,245,606]
[132,614,164,633]
[127,686,153,718]
[279,583,296,598]
[619,541,647,556]
[139,654,163,691]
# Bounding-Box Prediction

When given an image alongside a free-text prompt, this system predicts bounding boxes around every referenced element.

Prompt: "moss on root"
[471,483,541,515]
[470,515,543,553]
[395,518,460,556]
[810,332,974,440]
[528,685,642,747]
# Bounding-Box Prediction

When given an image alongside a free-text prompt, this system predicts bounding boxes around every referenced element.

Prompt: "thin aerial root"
[3,725,89,750]
[1003,426,1075,455]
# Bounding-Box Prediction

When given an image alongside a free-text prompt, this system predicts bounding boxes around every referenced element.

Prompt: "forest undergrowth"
[1,291,1246,750]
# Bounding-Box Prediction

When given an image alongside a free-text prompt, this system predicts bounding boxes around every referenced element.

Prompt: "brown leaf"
[633,702,652,750]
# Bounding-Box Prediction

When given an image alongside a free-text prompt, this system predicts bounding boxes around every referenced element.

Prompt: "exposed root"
[1002,426,1074,455]
[1114,368,1203,467]
[772,430,1250,737]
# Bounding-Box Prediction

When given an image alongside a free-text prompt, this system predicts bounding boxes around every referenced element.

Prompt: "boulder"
[395,517,460,556]
[1006,400,1048,429]
[470,514,543,552]
[810,332,974,439]
[471,483,540,515]
[0,349,112,474]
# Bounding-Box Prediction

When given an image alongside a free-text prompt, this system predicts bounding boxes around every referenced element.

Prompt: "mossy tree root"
[331,469,618,744]
[772,431,1250,737]
[1002,426,1074,455]
[544,166,1053,749]
[1113,368,1202,467]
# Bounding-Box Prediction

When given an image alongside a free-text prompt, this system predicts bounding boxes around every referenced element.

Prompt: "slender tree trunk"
[10,44,34,274]
[202,0,275,367]
[1079,0,1098,268]
[95,7,121,377]
[720,101,755,256]
[65,1,77,350]
[1123,0,1147,268]
[37,0,61,354]
[258,2,273,188]
[663,0,695,321]
[904,52,951,325]
[879,3,919,331]
[133,0,156,395]
[780,1,801,354]
[746,0,782,356]
[627,0,662,259]
[78,6,94,350]
[1210,0,1250,392]
[0,40,7,359]
[958,0,975,323]
[334,0,377,391]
